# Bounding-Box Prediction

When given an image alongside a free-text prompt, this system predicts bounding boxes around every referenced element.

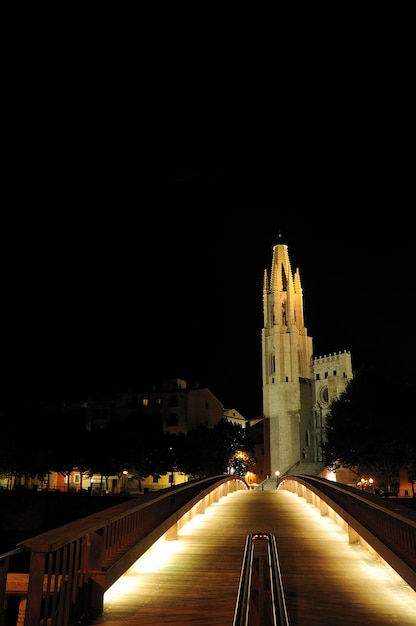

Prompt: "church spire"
[261,238,314,475]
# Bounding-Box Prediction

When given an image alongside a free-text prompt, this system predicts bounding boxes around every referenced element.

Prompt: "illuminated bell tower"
[262,234,313,476]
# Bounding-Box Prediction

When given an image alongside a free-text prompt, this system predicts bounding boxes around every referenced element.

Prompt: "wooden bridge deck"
[91,489,416,626]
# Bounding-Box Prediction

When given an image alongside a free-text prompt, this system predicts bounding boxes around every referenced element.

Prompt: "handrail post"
[24,551,47,626]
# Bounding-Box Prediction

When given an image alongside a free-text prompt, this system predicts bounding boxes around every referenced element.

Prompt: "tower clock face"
[320,385,329,405]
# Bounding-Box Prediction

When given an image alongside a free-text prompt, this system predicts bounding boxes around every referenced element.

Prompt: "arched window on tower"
[281,265,288,291]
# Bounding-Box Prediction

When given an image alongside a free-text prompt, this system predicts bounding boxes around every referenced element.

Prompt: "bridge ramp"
[92,489,416,625]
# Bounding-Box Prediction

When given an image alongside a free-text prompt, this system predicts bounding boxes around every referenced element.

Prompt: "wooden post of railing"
[88,532,106,615]
[24,551,47,626]
[0,551,12,626]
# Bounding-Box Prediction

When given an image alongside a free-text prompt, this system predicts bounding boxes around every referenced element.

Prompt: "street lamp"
[169,447,176,486]
[275,470,280,488]
[122,470,128,493]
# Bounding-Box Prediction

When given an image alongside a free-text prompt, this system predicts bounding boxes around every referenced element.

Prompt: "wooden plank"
[6,573,62,595]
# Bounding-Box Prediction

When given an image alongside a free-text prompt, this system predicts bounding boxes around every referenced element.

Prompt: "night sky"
[2,27,413,418]
[2,156,413,419]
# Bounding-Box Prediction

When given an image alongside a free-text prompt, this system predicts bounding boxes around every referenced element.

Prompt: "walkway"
[91,488,416,626]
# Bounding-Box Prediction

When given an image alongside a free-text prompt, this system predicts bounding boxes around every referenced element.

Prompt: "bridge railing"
[279,474,416,592]
[0,475,246,626]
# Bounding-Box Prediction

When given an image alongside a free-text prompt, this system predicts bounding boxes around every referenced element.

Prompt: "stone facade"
[262,235,353,476]
[86,378,224,435]
[312,351,353,462]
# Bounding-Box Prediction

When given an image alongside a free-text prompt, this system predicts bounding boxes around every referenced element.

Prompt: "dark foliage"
[324,365,416,491]
[0,399,253,484]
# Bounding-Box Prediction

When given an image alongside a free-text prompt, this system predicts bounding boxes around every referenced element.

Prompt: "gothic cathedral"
[262,234,353,477]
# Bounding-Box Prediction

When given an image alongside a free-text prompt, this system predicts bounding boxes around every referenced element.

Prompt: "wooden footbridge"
[1,475,416,626]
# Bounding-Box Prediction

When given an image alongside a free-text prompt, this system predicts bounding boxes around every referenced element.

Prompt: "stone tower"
[311,351,353,463]
[261,234,353,477]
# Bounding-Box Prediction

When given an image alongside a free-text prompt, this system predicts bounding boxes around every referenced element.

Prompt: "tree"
[213,418,255,475]
[323,365,416,492]
[170,419,252,479]
[176,424,224,477]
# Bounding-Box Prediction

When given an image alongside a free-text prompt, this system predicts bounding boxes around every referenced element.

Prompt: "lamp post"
[122,470,128,493]
[275,470,280,488]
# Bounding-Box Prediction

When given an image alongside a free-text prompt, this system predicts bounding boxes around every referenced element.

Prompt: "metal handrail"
[233,532,290,626]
